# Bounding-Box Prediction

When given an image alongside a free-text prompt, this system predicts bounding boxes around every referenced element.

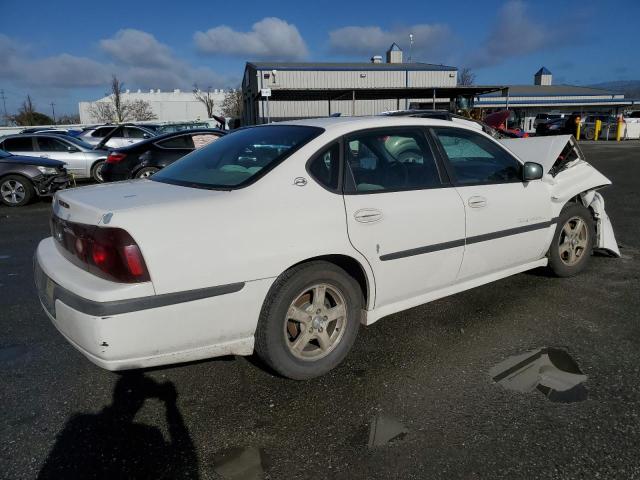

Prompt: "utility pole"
[408,33,414,63]
[0,90,7,126]
[50,102,56,123]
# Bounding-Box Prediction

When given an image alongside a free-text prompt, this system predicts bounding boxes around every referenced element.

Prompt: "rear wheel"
[135,167,159,179]
[0,175,34,207]
[91,160,106,183]
[584,128,595,140]
[548,203,595,277]
[254,261,362,380]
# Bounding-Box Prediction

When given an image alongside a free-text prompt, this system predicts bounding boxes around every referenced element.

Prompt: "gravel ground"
[0,142,639,479]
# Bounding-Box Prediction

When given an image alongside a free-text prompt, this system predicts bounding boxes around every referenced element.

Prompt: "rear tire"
[135,167,159,179]
[91,160,106,183]
[548,203,595,277]
[0,175,34,207]
[254,261,362,380]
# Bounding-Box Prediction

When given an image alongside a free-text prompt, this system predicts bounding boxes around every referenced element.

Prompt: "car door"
[153,134,195,164]
[35,136,87,177]
[342,127,466,309]
[2,136,37,157]
[431,127,552,281]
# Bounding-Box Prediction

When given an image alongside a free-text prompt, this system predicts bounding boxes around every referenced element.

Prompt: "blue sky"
[1,0,638,115]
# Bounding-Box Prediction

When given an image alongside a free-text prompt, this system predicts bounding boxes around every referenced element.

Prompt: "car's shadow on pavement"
[37,372,199,479]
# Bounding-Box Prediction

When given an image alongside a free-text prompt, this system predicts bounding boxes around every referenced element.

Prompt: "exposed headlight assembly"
[37,166,59,175]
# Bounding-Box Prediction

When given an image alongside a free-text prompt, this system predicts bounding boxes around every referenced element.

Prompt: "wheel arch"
[284,254,374,311]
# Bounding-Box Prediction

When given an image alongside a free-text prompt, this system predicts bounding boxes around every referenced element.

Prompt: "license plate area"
[35,260,56,317]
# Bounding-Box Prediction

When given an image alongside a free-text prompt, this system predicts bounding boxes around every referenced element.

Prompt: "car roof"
[273,115,477,132]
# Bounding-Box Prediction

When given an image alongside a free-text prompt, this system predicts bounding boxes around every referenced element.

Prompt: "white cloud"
[100,29,175,69]
[194,17,308,61]
[328,24,455,62]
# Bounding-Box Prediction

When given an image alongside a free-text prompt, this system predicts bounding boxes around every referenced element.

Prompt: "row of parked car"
[534,112,638,138]
[0,122,226,206]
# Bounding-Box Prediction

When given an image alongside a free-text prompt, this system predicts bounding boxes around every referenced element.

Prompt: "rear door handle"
[468,196,487,208]
[354,208,383,223]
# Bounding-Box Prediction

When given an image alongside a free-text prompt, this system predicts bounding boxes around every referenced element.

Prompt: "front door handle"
[354,208,383,223]
[468,196,487,208]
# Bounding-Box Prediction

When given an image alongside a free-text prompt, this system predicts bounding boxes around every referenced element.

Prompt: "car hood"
[0,154,64,168]
[499,135,574,174]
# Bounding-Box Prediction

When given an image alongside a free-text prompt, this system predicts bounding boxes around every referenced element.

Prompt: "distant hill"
[588,80,640,99]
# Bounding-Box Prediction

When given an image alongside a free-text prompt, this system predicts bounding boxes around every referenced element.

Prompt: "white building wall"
[79,90,228,124]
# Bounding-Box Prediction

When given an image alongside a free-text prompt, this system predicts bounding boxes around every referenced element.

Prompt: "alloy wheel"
[284,284,348,361]
[558,216,589,266]
[1,179,26,205]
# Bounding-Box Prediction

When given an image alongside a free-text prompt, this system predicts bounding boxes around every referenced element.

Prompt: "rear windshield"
[152,125,323,189]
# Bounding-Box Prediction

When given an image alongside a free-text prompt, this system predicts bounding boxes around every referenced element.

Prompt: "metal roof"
[535,67,552,76]
[246,61,457,72]
[481,85,623,97]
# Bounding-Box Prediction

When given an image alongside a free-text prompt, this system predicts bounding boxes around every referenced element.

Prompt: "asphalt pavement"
[1,142,639,479]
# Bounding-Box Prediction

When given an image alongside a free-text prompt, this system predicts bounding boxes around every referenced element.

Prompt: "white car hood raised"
[499,135,573,173]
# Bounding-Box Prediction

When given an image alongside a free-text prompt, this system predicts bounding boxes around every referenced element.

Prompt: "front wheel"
[547,203,595,277]
[0,175,34,207]
[254,261,362,380]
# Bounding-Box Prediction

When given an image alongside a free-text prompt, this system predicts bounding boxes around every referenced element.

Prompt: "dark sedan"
[535,114,580,136]
[0,149,70,207]
[101,128,226,181]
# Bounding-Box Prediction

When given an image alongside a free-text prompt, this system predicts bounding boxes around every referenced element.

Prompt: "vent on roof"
[371,55,383,64]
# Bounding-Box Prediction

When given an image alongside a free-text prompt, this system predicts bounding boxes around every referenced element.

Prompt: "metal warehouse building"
[242,44,500,125]
[475,68,634,133]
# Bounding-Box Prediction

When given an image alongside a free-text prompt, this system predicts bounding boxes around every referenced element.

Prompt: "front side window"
[36,137,68,152]
[344,129,441,193]
[3,137,33,151]
[152,125,323,189]
[91,127,115,138]
[308,144,340,190]
[432,127,522,185]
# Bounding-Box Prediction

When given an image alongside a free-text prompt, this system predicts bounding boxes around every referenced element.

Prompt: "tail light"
[51,215,150,283]
[107,152,127,164]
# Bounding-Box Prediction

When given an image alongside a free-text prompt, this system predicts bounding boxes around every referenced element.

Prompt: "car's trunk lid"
[52,179,225,225]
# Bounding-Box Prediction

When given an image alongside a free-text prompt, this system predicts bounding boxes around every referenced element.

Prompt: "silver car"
[0,134,108,182]
[76,124,155,149]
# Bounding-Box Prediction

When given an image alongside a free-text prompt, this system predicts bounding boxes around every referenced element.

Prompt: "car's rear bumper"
[35,238,273,370]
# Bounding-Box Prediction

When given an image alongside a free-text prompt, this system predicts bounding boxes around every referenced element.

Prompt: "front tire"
[0,175,34,207]
[548,203,595,277]
[254,261,362,380]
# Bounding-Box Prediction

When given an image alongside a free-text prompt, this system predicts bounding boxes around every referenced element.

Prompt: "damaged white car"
[34,117,619,379]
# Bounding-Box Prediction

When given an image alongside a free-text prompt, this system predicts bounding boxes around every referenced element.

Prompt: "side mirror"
[523,162,543,181]
[67,146,79,153]
[143,133,151,139]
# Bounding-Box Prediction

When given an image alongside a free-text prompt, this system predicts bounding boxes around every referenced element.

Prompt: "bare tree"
[11,95,54,126]
[458,68,476,86]
[127,99,157,121]
[193,85,216,118]
[88,75,157,123]
[88,102,116,123]
[221,89,243,119]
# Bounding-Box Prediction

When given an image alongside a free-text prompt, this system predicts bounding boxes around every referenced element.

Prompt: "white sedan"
[35,117,619,379]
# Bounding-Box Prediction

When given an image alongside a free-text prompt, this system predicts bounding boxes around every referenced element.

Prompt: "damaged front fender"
[582,191,620,257]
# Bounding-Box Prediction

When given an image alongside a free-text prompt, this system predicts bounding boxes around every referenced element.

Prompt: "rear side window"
[36,137,68,152]
[433,127,522,185]
[344,129,441,193]
[156,135,195,149]
[3,137,33,151]
[308,144,340,191]
[192,133,221,149]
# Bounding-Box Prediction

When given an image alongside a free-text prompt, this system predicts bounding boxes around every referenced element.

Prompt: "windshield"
[152,125,323,189]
